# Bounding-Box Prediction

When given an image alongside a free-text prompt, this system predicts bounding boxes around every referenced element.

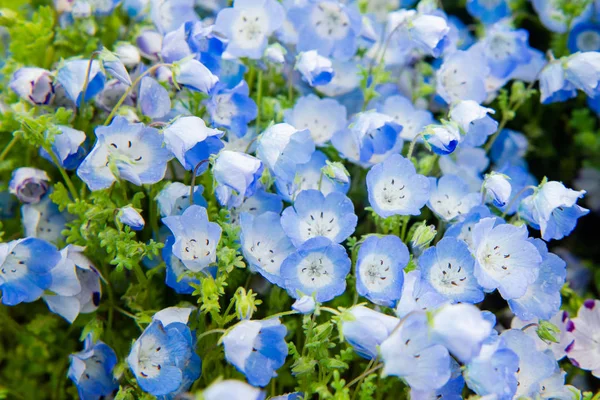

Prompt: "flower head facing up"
[68,335,118,399]
[284,94,347,145]
[207,81,257,137]
[427,174,480,222]
[9,167,50,204]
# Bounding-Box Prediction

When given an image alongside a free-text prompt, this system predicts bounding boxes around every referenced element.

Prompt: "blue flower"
[419,237,484,304]
[380,312,451,391]
[257,123,315,183]
[21,195,68,244]
[291,296,316,314]
[43,245,101,323]
[203,380,265,400]
[436,49,489,104]
[68,335,118,400]
[427,175,480,222]
[355,235,408,307]
[495,164,537,215]
[280,189,357,247]
[119,206,145,231]
[295,51,335,86]
[280,237,350,302]
[207,81,257,137]
[395,269,448,318]
[444,205,496,250]
[341,305,399,359]
[466,0,509,25]
[163,116,224,172]
[474,23,532,79]
[156,182,207,217]
[386,9,450,58]
[512,311,573,361]
[162,205,221,273]
[284,94,347,145]
[114,42,141,68]
[9,167,50,204]
[483,172,511,208]
[229,187,283,225]
[566,300,600,378]
[222,318,288,387]
[438,147,490,192]
[519,180,589,241]
[173,59,219,94]
[56,59,106,107]
[214,0,285,59]
[538,370,582,400]
[163,235,200,294]
[128,307,201,398]
[151,0,198,34]
[99,48,132,86]
[138,76,171,119]
[137,30,163,61]
[568,22,600,53]
[472,217,542,300]
[531,0,593,34]
[540,52,600,104]
[490,128,529,167]
[77,116,173,190]
[213,151,263,208]
[376,95,434,141]
[0,237,61,306]
[423,123,461,155]
[40,125,87,170]
[240,211,295,286]
[449,100,498,148]
[410,360,465,400]
[367,154,430,218]
[508,239,566,321]
[9,67,55,105]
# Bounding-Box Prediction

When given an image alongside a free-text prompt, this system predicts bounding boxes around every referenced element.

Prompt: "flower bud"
[292,296,316,314]
[322,161,350,185]
[410,221,436,256]
[9,167,50,204]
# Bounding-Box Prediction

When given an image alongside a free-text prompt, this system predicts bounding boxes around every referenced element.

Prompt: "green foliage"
[5,6,54,68]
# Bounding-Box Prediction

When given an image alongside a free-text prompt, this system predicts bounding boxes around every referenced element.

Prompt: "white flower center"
[298,253,334,288]
[213,94,237,125]
[358,255,394,291]
[374,177,408,211]
[577,31,600,51]
[300,210,340,241]
[479,243,512,278]
[181,237,213,262]
[248,239,279,274]
[311,3,351,40]
[429,257,469,295]
[488,34,516,61]
[137,335,169,379]
[233,10,267,48]
[0,250,28,281]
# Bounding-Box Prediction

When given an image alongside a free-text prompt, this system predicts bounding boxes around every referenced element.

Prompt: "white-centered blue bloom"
[288,0,362,61]
[341,305,399,359]
[380,312,451,391]
[538,369,582,400]
[280,237,350,302]
[138,76,171,119]
[385,9,450,58]
[222,318,288,387]
[355,235,408,307]
[21,195,69,244]
[240,211,295,287]
[150,0,198,34]
[9,67,55,105]
[568,22,600,53]
[162,205,222,272]
[68,335,118,400]
[395,269,448,318]
[163,235,200,295]
[566,300,600,378]
[423,123,462,155]
[284,94,347,145]
[295,50,335,86]
[207,81,257,137]
[291,296,316,314]
[229,187,283,225]
[439,147,490,192]
[213,151,263,208]
[119,206,145,231]
[427,174,480,222]
[367,154,430,217]
[540,52,600,104]
[449,100,498,148]
[472,217,542,300]
[257,123,315,184]
[483,172,511,208]
[9,167,50,204]
[214,0,284,59]
[128,307,201,398]
[444,205,497,250]
[410,360,465,400]
[280,189,357,247]
[56,59,106,106]
[0,237,61,306]
[173,58,219,94]
[466,0,509,25]
[473,23,532,79]
[77,116,173,191]
[419,237,484,304]
[40,125,86,171]
[376,95,434,141]
[436,49,489,104]
[203,380,265,400]
[156,182,207,217]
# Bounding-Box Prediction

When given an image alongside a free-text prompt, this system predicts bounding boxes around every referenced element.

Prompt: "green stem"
[319,306,341,316]
[255,69,264,132]
[345,364,383,389]
[197,328,227,341]
[47,149,79,200]
[351,358,376,400]
[400,216,409,242]
[148,187,160,240]
[80,52,100,108]
[264,310,299,320]
[133,262,148,285]
[501,185,537,218]
[0,135,19,161]
[406,132,424,160]
[189,159,210,205]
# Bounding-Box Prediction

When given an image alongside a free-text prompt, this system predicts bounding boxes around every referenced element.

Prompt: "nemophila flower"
[128,307,201,398]
[436,49,489,104]
[380,312,451,391]
[207,81,257,137]
[284,94,347,145]
[280,190,357,247]
[444,205,496,250]
[332,111,403,167]
[341,306,399,359]
[119,206,145,231]
[214,0,284,59]
[501,329,557,398]
[99,48,132,86]
[472,217,541,300]
[288,0,362,61]
[43,245,101,323]
[56,59,106,106]
[150,0,198,34]
[376,95,434,141]
[464,335,519,399]
[22,196,68,244]
[295,50,335,86]
[163,235,200,294]
[203,379,265,400]
[213,151,263,208]
[137,30,163,61]
[0,237,61,306]
[538,370,582,400]
[114,42,141,68]
[473,24,532,79]
[162,205,221,272]
[495,165,536,213]
[77,116,173,190]
[423,123,461,155]
[68,335,118,400]
[95,79,133,111]
[466,0,509,25]
[9,67,54,105]
[531,0,593,34]
[520,180,589,241]
[386,9,450,58]
[9,167,50,204]
[271,393,303,400]
[540,52,600,104]
[229,187,283,225]
[419,237,484,304]
[490,128,528,167]
[568,22,600,53]
[280,237,350,302]
[240,211,295,286]
[395,269,448,318]
[355,235,408,307]
[449,100,498,148]
[431,304,493,363]
[173,59,219,94]
[507,239,566,321]
[257,123,315,183]
[511,311,573,361]
[222,318,288,387]
[163,116,224,172]
[138,76,170,119]
[40,125,86,170]
[483,172,511,208]
[156,182,207,217]
[439,147,489,192]
[566,299,600,377]
[291,295,316,314]
[366,154,430,217]
[427,174,480,222]
[411,360,465,400]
